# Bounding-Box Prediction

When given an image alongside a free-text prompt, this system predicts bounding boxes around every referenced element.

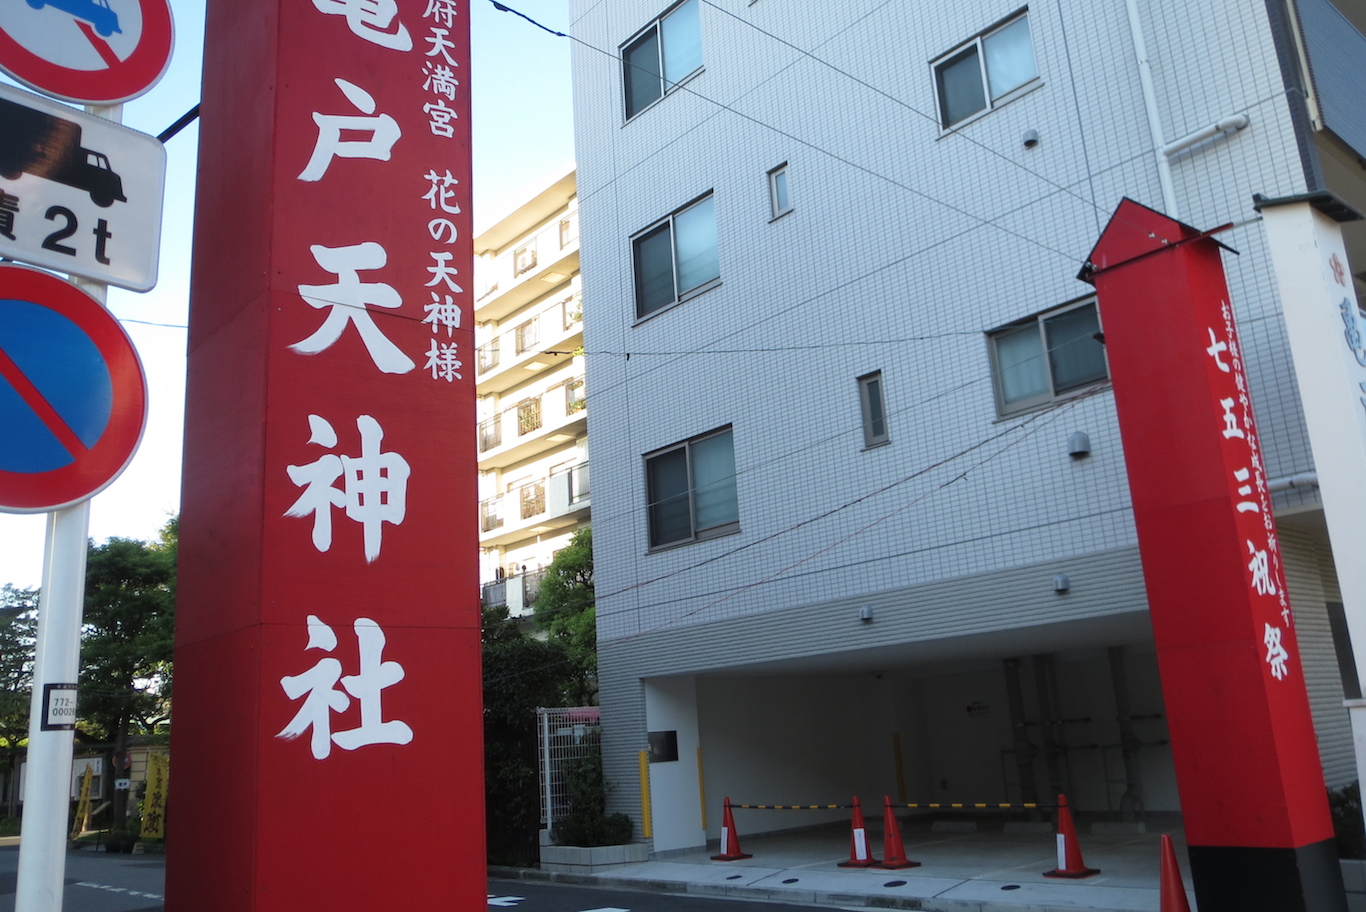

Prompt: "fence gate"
[536,706,601,831]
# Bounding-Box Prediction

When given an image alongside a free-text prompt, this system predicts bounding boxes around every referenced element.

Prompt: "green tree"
[80,518,177,830]
[0,585,37,817]
[533,528,595,704]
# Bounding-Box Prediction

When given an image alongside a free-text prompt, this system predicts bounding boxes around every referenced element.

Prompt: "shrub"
[1330,781,1366,859]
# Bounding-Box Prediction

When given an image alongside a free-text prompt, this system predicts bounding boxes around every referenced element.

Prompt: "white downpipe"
[1127,0,1179,217]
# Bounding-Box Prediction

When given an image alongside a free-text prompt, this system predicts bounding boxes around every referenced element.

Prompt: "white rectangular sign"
[0,82,165,291]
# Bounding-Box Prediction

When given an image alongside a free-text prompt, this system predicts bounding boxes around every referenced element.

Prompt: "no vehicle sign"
[0,264,146,514]
[0,0,173,105]
[0,82,166,292]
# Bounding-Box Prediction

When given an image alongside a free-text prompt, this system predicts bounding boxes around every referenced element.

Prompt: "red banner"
[1085,200,1336,906]
[169,2,481,909]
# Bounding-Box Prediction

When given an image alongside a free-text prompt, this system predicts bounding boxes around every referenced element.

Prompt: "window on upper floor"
[646,427,738,548]
[632,193,719,319]
[933,11,1038,129]
[989,298,1107,415]
[768,162,792,219]
[858,371,889,448]
[623,0,703,119]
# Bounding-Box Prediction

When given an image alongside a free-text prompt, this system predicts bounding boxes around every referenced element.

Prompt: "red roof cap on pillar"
[1078,197,1233,284]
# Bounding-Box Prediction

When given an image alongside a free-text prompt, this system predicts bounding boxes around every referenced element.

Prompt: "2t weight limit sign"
[0,82,164,291]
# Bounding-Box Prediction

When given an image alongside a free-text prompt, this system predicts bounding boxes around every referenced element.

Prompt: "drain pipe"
[1269,472,1318,494]
[1127,0,1250,221]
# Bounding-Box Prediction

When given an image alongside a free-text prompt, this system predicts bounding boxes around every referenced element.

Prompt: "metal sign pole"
[15,503,91,912]
[13,100,120,912]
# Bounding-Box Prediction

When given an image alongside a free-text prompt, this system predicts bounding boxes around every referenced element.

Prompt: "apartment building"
[568,0,1366,876]
[474,171,589,619]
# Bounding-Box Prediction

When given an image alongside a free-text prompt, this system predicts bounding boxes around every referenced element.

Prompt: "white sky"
[0,0,574,589]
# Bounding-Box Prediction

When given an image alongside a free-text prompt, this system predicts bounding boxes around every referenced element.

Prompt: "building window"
[933,12,1037,129]
[768,163,791,219]
[858,371,889,448]
[517,397,543,435]
[623,0,703,119]
[632,193,719,319]
[989,298,1107,415]
[646,427,738,548]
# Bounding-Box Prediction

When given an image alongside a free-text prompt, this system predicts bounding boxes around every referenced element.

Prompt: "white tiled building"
[474,171,589,618]
[569,0,1366,856]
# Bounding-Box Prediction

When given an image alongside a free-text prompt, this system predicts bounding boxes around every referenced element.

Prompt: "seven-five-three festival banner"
[169,2,481,909]
[1084,199,1341,912]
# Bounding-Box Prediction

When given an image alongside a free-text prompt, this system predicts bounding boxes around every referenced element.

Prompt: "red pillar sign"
[168,2,481,910]
[1084,199,1343,911]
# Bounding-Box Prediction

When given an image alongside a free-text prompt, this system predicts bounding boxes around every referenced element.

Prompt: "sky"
[0,0,575,589]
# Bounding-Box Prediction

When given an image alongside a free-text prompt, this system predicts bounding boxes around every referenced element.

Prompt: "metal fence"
[536,706,601,830]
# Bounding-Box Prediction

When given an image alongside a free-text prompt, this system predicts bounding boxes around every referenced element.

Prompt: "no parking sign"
[0,264,146,512]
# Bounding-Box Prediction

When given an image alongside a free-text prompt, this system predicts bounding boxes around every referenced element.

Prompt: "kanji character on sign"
[1206,328,1229,372]
[1264,623,1289,681]
[429,218,457,243]
[277,615,413,760]
[1246,540,1276,597]
[285,414,411,562]
[1217,398,1244,440]
[425,251,463,292]
[298,79,401,182]
[423,100,458,138]
[1231,468,1260,514]
[0,191,17,240]
[422,169,462,213]
[423,0,458,26]
[424,339,462,382]
[424,291,461,335]
[312,0,412,50]
[293,242,415,374]
[424,26,458,65]
[423,61,459,100]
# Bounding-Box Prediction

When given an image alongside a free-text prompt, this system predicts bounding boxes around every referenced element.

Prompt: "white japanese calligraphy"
[293,242,415,374]
[423,99,458,137]
[1264,623,1289,681]
[1218,397,1244,440]
[423,0,458,26]
[278,615,413,760]
[424,339,462,382]
[424,26,458,65]
[285,415,411,562]
[298,79,401,182]
[312,0,412,51]
[424,292,461,335]
[423,61,459,100]
[425,250,463,292]
[1246,540,1276,597]
[422,169,462,213]
[1232,468,1260,513]
[1206,328,1230,372]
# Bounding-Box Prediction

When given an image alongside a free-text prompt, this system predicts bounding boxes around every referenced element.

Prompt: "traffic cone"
[875,796,920,869]
[710,797,752,861]
[837,796,880,867]
[1042,794,1099,878]
[1159,834,1192,912]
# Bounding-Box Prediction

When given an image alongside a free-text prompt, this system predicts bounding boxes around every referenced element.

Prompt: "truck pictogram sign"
[0,97,126,208]
[0,0,172,105]
[0,83,164,291]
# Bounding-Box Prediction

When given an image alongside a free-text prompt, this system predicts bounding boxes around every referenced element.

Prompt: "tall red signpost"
[1084,199,1345,910]
[167,2,482,909]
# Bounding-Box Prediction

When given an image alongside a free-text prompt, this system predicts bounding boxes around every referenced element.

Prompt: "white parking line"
[74,881,164,901]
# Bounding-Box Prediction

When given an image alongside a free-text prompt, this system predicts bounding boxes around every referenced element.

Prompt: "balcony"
[477,375,587,469]
[475,291,583,395]
[478,461,590,548]
[481,568,547,617]
[475,209,580,323]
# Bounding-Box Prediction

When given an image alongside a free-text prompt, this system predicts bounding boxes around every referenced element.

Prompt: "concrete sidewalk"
[494,815,1197,911]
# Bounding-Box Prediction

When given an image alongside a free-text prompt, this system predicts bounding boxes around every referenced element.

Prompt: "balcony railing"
[480,497,504,532]
[478,417,502,453]
[515,318,539,355]
[519,481,546,520]
[477,339,500,375]
[565,378,586,415]
[517,397,543,436]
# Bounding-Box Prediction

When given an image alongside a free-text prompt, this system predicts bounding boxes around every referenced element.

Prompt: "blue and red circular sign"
[0,0,174,105]
[0,265,146,513]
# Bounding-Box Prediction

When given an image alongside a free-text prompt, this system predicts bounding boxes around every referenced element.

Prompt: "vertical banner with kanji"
[1084,199,1342,911]
[168,2,481,910]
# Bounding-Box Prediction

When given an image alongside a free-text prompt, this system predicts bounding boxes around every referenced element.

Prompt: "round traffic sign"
[0,265,147,513]
[0,0,173,105]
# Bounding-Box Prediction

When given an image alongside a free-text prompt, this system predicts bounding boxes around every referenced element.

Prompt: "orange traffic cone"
[1159,834,1192,912]
[1042,794,1099,878]
[710,797,752,861]
[875,796,920,869]
[837,796,880,867]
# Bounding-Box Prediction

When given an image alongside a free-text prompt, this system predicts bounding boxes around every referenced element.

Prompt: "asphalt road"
[0,849,821,912]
